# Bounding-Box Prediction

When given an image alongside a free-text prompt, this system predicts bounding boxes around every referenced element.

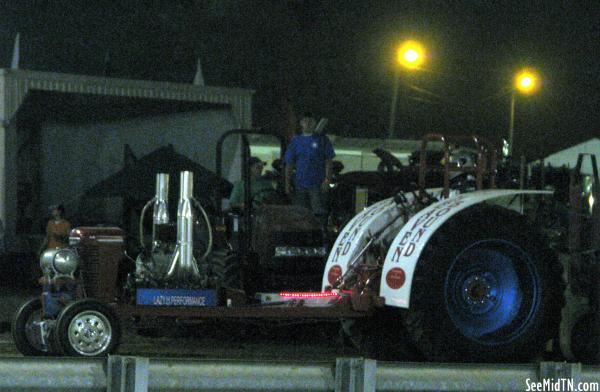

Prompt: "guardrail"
[1,356,599,392]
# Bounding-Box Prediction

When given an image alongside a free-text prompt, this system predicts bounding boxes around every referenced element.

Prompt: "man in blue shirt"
[284,113,335,228]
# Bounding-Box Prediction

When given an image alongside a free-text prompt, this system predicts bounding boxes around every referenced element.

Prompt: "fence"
[1,356,599,392]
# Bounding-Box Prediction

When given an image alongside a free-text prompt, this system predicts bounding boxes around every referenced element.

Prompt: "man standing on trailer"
[284,113,335,229]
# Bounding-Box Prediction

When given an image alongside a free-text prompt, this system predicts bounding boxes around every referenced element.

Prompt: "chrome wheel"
[67,310,112,356]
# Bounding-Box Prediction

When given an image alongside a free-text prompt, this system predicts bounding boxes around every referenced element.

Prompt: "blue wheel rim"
[444,240,540,346]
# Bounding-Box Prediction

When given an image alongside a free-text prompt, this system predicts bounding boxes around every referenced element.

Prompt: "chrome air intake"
[166,171,201,281]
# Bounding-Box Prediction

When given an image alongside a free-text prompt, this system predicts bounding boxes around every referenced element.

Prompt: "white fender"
[379,189,552,308]
[321,197,408,290]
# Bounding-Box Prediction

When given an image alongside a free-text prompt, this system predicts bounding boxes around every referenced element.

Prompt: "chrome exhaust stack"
[138,173,171,251]
[166,171,201,281]
[152,173,170,250]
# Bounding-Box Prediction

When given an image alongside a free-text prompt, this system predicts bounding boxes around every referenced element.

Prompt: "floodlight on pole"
[507,67,540,157]
[396,40,425,70]
[389,40,426,138]
[514,69,539,95]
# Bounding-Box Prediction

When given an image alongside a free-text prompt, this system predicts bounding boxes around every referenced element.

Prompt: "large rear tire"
[54,299,120,357]
[404,205,563,362]
[342,309,422,361]
[210,249,241,290]
[12,297,57,356]
[570,312,600,364]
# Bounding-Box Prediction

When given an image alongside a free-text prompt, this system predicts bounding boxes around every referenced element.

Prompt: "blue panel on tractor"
[136,288,217,307]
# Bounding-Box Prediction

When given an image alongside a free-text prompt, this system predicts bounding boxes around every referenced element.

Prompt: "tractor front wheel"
[12,297,58,356]
[54,299,120,357]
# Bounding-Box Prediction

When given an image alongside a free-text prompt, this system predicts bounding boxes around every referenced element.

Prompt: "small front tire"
[12,297,58,356]
[54,299,120,357]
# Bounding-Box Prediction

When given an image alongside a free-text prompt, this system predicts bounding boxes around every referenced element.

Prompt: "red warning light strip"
[278,291,342,299]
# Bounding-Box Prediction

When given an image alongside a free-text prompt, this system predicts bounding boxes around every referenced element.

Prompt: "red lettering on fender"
[404,243,416,257]
[341,241,351,256]
[435,207,452,217]
[392,246,403,262]
[338,231,349,245]
[399,231,411,246]
[332,247,341,263]
[348,228,359,242]
[411,228,426,243]
[411,211,433,231]
[423,216,437,228]
[356,211,373,227]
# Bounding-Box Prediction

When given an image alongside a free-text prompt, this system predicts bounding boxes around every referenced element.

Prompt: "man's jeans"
[293,186,328,229]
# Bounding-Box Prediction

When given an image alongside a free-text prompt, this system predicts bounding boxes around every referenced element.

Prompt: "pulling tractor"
[11,131,600,363]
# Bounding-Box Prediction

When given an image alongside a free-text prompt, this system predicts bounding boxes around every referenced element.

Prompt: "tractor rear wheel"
[342,309,422,361]
[570,312,600,364]
[210,249,241,290]
[404,205,563,362]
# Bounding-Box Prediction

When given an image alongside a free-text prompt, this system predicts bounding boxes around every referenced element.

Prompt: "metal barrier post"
[539,362,581,391]
[335,357,377,392]
[107,356,149,392]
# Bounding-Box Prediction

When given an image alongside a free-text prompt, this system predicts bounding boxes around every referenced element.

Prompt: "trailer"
[11,132,600,364]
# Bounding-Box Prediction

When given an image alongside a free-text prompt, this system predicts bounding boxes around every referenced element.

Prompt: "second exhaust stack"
[166,171,201,281]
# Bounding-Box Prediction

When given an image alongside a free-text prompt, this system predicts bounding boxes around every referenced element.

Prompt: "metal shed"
[0,69,253,250]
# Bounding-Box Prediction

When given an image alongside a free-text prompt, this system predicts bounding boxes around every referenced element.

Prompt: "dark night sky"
[1,0,599,159]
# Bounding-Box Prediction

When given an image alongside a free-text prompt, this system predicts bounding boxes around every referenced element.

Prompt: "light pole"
[507,68,539,157]
[388,40,425,139]
[508,92,516,157]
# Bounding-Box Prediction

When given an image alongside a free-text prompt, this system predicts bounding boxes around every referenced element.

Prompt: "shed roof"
[83,144,231,208]
[0,68,253,127]
[542,138,600,173]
